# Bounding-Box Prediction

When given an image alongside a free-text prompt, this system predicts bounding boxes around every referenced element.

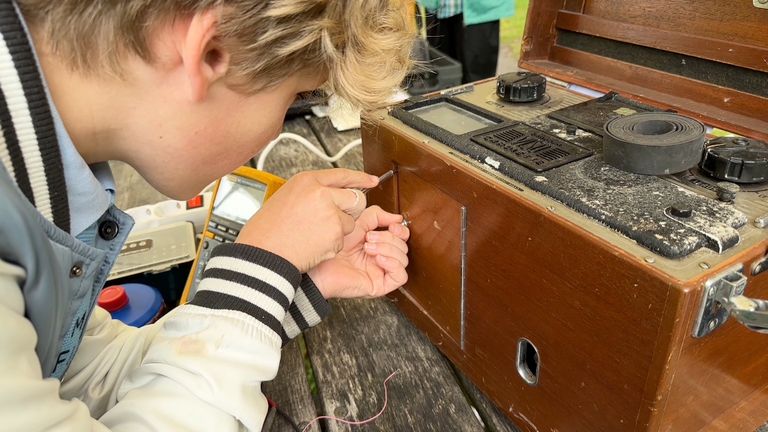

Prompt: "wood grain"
[303,298,487,432]
[520,0,768,141]
[363,119,768,432]
[262,338,320,432]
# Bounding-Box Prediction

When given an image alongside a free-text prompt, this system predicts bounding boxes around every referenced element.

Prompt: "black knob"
[716,181,740,202]
[496,72,547,103]
[699,137,768,184]
[669,202,693,218]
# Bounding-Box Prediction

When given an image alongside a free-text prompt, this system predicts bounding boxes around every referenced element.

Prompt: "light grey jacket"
[0,1,330,430]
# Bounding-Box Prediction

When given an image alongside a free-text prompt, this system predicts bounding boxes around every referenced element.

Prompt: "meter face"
[212,175,268,225]
[410,101,498,135]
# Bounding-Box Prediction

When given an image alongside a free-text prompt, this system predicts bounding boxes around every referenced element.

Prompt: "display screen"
[212,175,268,225]
[409,102,498,135]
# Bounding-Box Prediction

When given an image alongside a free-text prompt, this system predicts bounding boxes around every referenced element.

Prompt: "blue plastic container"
[98,283,165,327]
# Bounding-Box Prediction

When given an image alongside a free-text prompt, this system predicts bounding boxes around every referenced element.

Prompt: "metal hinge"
[693,264,768,338]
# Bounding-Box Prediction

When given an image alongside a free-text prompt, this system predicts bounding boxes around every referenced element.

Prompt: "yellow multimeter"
[180,166,285,304]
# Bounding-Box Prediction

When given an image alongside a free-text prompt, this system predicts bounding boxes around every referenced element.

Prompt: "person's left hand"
[308,205,410,299]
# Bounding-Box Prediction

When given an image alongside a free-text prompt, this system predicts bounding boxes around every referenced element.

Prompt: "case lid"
[519,0,768,141]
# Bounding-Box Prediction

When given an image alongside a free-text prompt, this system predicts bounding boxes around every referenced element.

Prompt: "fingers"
[376,255,408,290]
[356,205,404,232]
[388,221,410,241]
[365,230,408,255]
[365,242,408,268]
[313,168,379,189]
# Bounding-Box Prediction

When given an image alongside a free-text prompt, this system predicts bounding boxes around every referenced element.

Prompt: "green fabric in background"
[418,0,515,25]
[500,0,529,59]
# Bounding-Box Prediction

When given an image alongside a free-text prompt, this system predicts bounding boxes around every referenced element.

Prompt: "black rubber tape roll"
[603,112,706,175]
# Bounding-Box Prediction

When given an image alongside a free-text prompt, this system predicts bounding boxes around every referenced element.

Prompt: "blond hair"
[17,0,414,110]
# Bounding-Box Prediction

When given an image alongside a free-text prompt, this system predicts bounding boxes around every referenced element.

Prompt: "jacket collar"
[0,0,69,233]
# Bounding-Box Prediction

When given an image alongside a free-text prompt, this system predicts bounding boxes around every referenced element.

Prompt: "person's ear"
[181,7,230,102]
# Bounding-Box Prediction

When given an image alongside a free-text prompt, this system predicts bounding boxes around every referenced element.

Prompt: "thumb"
[329,188,367,219]
[356,206,404,232]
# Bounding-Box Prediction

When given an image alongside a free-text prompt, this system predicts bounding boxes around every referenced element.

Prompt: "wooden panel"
[520,0,768,139]
[364,121,768,431]
[262,338,320,432]
[520,0,562,60]
[364,123,678,431]
[303,299,486,431]
[556,10,768,73]
[582,0,768,47]
[660,242,768,431]
[398,170,464,345]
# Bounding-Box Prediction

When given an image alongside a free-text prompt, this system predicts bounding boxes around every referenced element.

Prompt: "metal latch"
[693,264,768,338]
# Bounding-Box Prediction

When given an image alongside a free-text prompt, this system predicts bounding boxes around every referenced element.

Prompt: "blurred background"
[498,0,529,73]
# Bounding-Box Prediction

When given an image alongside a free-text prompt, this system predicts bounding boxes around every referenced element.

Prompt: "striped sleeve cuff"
[280,274,332,346]
[189,243,301,341]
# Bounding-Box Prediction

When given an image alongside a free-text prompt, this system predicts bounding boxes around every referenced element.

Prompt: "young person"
[0,1,413,430]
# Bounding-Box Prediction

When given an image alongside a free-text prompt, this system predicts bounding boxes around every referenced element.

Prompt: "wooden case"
[363,2,768,431]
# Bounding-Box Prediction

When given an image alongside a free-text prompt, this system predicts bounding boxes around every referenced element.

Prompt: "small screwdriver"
[361,170,394,194]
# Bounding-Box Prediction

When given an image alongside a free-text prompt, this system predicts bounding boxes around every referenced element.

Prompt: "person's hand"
[236,169,378,273]
[308,205,410,299]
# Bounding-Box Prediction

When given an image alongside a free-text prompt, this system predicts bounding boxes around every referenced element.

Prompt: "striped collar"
[0,0,69,233]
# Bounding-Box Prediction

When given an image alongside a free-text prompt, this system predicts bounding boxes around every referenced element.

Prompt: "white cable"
[256,132,362,171]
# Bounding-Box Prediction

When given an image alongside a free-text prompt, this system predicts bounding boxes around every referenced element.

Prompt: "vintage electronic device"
[363,1,768,431]
[180,167,285,303]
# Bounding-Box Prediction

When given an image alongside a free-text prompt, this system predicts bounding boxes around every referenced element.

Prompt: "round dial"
[699,137,768,184]
[496,72,547,103]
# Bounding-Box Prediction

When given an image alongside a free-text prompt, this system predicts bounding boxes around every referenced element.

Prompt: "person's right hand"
[235,169,379,273]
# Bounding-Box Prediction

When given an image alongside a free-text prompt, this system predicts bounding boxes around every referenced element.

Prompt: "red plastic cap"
[98,285,129,312]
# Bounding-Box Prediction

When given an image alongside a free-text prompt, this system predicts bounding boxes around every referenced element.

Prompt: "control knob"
[700,137,768,184]
[496,72,547,103]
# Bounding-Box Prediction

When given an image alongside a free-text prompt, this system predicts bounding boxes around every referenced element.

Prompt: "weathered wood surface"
[455,369,522,432]
[306,116,363,171]
[259,117,334,178]
[304,298,486,432]
[262,338,320,432]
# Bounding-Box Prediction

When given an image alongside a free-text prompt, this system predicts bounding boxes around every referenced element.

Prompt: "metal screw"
[699,262,711,269]
[759,0,768,5]
[708,320,717,331]
[755,215,768,229]
[547,206,556,212]
[644,257,655,264]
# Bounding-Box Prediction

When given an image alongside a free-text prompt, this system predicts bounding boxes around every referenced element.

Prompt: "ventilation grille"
[471,123,593,172]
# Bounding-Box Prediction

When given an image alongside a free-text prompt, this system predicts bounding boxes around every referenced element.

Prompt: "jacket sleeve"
[280,274,331,346]
[1,242,302,432]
